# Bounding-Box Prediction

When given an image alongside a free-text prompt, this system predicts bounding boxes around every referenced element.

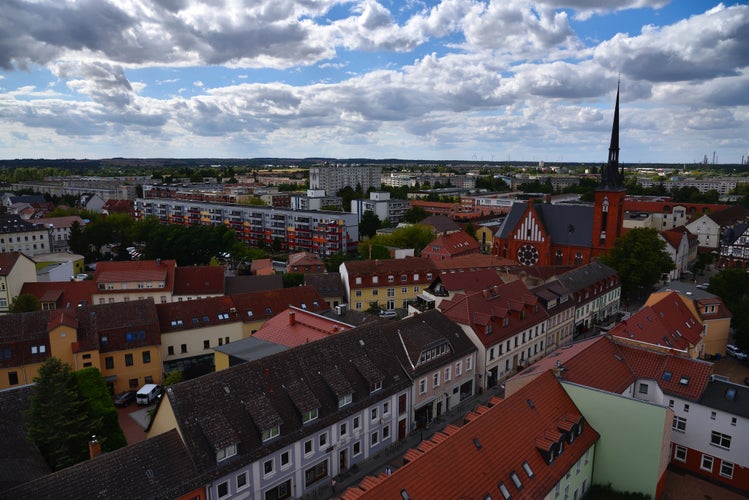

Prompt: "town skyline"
[1,2,747,164]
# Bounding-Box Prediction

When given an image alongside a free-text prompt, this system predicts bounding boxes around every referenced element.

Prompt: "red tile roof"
[342,257,437,277]
[287,252,324,267]
[439,279,547,346]
[94,259,177,290]
[341,370,599,499]
[421,230,480,260]
[250,258,275,276]
[437,269,506,293]
[432,253,516,272]
[230,286,329,322]
[20,281,98,309]
[253,307,353,347]
[173,265,225,295]
[156,296,239,333]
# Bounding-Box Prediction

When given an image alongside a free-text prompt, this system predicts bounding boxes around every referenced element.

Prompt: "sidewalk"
[329,383,506,498]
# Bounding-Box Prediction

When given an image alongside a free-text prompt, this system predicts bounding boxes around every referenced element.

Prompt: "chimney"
[289,310,295,326]
[89,435,102,459]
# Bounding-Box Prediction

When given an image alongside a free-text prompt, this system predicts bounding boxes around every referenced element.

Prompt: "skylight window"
[522,461,534,478]
[498,482,511,500]
[679,376,690,386]
[510,472,522,489]
[662,371,672,381]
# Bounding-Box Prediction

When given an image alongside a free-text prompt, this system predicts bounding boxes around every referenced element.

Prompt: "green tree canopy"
[357,223,434,257]
[359,210,382,239]
[706,268,749,350]
[24,358,103,470]
[9,293,41,313]
[75,368,126,452]
[599,228,674,301]
[402,206,428,224]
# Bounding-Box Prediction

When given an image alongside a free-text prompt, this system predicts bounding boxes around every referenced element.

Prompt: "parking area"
[116,403,150,445]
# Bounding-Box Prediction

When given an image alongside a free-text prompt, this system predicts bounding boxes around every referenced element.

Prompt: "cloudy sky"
[0,1,747,164]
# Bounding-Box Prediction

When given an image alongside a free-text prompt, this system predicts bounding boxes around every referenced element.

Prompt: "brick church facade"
[493,84,626,266]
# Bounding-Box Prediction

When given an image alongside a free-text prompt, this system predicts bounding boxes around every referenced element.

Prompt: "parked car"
[379,310,398,319]
[726,344,748,361]
[136,384,162,405]
[113,390,136,407]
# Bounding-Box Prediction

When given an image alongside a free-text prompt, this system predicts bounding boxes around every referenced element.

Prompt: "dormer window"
[388,275,394,283]
[370,380,383,393]
[262,425,280,442]
[338,393,352,408]
[302,408,319,424]
[216,443,237,462]
[372,276,379,284]
[486,324,493,335]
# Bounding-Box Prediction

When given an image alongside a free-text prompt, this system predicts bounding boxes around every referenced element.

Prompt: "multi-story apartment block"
[339,258,437,313]
[135,198,359,256]
[309,163,382,196]
[290,189,343,211]
[440,280,549,391]
[0,215,52,258]
[352,192,409,224]
[11,176,140,202]
[557,262,621,335]
[33,216,85,253]
[0,252,36,315]
[636,176,742,196]
[147,320,413,500]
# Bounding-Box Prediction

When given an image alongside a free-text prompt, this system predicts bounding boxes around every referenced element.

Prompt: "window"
[339,393,352,407]
[419,378,427,394]
[204,340,210,349]
[731,417,737,426]
[340,422,347,436]
[180,344,187,353]
[383,425,390,440]
[264,459,274,476]
[216,443,237,462]
[710,411,716,420]
[498,482,511,500]
[281,451,290,468]
[444,366,451,382]
[217,481,229,498]
[8,372,18,385]
[167,346,174,356]
[125,354,134,366]
[674,445,687,462]
[319,432,327,447]
[304,439,313,455]
[672,416,687,432]
[683,403,689,412]
[510,471,522,489]
[353,441,361,456]
[261,425,280,442]
[128,378,138,388]
[371,408,378,421]
[710,431,731,449]
[455,361,462,376]
[433,372,440,388]
[105,356,114,369]
[720,460,734,479]
[371,430,379,447]
[638,383,648,395]
[354,416,361,430]
[383,402,390,415]
[236,472,248,490]
[466,356,472,371]
[302,408,319,423]
[305,460,329,487]
[142,351,151,364]
[701,454,714,472]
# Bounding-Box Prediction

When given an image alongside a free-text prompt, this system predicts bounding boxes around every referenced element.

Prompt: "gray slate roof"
[0,430,198,500]
[557,261,618,293]
[495,202,594,248]
[698,379,749,419]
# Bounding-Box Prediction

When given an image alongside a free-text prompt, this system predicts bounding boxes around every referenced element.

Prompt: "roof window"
[522,461,534,478]
[678,376,689,386]
[662,371,672,381]
[510,472,522,489]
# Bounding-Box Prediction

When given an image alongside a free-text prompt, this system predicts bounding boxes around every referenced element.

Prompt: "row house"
[147,319,413,500]
[556,261,621,335]
[507,336,713,498]
[135,197,359,256]
[339,257,437,313]
[0,252,36,315]
[0,215,52,258]
[0,299,162,394]
[341,370,599,500]
[440,279,549,391]
[532,279,576,355]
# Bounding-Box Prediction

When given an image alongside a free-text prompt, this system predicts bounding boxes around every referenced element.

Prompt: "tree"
[282,272,305,288]
[163,371,184,386]
[599,228,674,301]
[402,206,428,224]
[75,368,126,452]
[359,210,382,239]
[24,358,102,470]
[464,222,477,240]
[9,293,40,313]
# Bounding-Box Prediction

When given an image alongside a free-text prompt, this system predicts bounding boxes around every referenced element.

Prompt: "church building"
[493,84,626,266]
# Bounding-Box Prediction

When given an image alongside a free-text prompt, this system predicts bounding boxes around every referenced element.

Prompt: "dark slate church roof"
[495,202,594,248]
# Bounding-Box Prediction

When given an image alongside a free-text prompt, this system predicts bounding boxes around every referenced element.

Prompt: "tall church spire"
[598,80,624,190]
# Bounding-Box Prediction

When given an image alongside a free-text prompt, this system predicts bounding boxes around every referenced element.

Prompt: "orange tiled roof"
[341,370,599,499]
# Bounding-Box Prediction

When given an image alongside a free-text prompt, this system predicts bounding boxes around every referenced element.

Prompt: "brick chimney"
[289,310,296,326]
[89,435,102,459]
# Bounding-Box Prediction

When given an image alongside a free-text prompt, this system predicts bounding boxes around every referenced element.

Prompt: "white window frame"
[720,460,734,479]
[674,445,687,463]
[700,454,714,473]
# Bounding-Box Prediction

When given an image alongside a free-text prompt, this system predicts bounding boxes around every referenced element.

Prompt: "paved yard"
[711,356,749,385]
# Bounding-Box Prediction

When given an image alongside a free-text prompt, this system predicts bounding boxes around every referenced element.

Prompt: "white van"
[136,383,162,405]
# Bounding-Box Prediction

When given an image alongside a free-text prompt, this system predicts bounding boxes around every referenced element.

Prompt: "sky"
[0,1,747,164]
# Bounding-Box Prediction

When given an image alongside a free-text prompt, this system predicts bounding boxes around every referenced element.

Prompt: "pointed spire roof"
[598,80,625,191]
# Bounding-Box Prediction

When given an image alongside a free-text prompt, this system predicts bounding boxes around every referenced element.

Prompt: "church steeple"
[598,80,624,190]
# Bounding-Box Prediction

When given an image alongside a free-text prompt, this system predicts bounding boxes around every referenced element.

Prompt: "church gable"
[512,206,547,244]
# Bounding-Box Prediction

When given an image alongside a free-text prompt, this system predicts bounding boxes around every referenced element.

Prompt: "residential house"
[250,258,275,276]
[304,272,345,309]
[0,215,52,258]
[101,198,135,217]
[686,204,749,250]
[286,252,325,274]
[532,279,576,355]
[20,280,96,311]
[507,335,714,498]
[431,253,517,275]
[230,286,329,337]
[33,216,86,253]
[339,257,437,313]
[556,261,621,335]
[147,321,413,500]
[411,268,506,313]
[93,259,178,305]
[474,223,496,254]
[0,252,37,315]
[341,370,599,500]
[439,279,549,391]
[172,264,225,301]
[386,310,477,428]
[420,230,480,261]
[252,306,353,348]
[0,430,203,500]
[156,296,243,377]
[720,222,749,268]
[609,291,704,358]
[419,214,461,235]
[660,227,698,280]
